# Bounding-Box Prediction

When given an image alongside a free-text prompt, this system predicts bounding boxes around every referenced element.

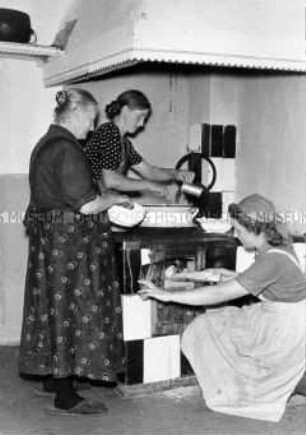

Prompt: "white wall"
[0,0,74,344]
[237,73,306,234]
[0,0,74,173]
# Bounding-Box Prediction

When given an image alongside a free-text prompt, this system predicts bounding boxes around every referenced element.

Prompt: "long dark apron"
[19,209,125,381]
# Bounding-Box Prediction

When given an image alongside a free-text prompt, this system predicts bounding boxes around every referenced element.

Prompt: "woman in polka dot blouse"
[85,89,194,199]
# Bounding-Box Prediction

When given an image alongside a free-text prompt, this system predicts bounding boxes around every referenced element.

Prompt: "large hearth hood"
[43,0,306,87]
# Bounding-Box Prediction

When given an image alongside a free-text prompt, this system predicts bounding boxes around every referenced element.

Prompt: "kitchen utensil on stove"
[175,153,217,205]
[175,153,217,192]
[180,182,204,198]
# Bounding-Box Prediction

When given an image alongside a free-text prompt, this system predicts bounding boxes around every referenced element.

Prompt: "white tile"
[143,335,181,383]
[141,248,151,265]
[222,190,236,219]
[121,295,152,341]
[221,159,236,191]
[209,158,236,192]
[188,124,202,152]
[236,246,255,273]
[201,158,214,187]
[202,157,221,188]
[293,243,306,273]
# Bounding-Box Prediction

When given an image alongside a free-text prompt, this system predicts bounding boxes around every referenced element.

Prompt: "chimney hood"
[43,0,306,87]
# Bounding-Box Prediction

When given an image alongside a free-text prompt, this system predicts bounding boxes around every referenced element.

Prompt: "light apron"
[181,249,306,422]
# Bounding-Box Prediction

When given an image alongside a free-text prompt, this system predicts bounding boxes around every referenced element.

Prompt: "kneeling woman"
[139,194,306,422]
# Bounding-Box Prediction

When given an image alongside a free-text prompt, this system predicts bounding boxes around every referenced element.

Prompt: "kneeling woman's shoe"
[292,373,306,397]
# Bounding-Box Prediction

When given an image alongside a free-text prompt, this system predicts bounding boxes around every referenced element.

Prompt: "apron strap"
[258,248,303,302]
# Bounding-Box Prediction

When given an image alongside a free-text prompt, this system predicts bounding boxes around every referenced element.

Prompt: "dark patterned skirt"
[19,211,125,381]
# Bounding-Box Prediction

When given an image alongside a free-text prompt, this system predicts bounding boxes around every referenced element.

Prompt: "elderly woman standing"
[139,194,306,422]
[19,88,131,414]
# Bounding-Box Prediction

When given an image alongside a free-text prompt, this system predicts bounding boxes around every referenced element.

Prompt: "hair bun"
[105,100,122,119]
[56,90,68,106]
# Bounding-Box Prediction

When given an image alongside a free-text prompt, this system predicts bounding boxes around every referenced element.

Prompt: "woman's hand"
[170,268,237,283]
[80,193,133,215]
[112,194,134,208]
[102,192,134,209]
[204,268,237,282]
[174,170,195,184]
[171,269,220,282]
[138,279,171,303]
[145,181,169,197]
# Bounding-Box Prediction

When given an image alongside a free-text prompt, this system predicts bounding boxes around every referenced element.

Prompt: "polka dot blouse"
[84,122,142,180]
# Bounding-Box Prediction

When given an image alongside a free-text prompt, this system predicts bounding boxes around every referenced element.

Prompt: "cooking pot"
[0,8,37,43]
[140,205,199,228]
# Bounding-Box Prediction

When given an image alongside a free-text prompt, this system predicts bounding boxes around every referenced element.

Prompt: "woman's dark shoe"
[46,398,108,415]
[34,379,91,397]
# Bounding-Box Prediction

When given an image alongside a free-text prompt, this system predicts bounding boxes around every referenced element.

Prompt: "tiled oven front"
[113,228,237,390]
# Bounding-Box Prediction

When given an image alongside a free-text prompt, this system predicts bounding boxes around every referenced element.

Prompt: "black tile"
[200,191,222,219]
[201,123,210,156]
[210,125,223,157]
[118,340,144,385]
[188,152,202,185]
[223,125,236,158]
